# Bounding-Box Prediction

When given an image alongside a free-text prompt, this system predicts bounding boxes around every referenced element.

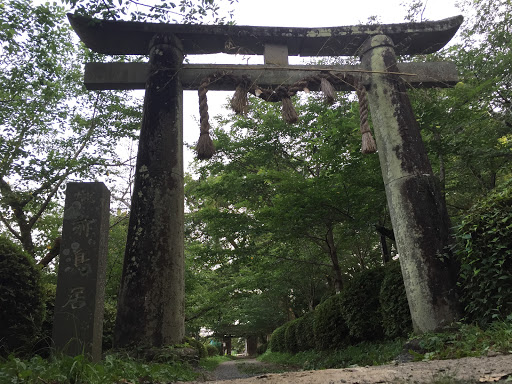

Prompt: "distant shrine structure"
[68,14,463,348]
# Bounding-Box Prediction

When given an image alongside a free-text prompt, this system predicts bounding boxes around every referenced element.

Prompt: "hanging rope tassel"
[196,77,215,160]
[230,76,250,115]
[320,77,336,105]
[276,86,298,124]
[356,82,377,154]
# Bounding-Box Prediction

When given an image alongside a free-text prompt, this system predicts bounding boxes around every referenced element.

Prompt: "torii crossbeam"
[69,14,463,348]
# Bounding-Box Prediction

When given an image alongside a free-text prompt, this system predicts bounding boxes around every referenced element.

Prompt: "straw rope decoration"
[230,75,250,115]
[195,72,377,159]
[196,76,215,160]
[354,80,377,154]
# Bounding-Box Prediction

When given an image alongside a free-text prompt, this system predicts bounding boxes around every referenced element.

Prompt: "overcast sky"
[233,0,459,27]
[181,0,462,168]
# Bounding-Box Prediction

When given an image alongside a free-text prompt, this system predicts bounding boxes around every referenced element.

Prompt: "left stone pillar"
[114,34,185,348]
[53,182,110,362]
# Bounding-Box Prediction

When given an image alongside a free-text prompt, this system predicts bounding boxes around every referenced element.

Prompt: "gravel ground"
[211,359,264,381]
[188,354,512,383]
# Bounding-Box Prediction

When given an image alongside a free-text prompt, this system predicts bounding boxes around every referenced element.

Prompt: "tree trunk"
[380,234,390,264]
[325,224,343,293]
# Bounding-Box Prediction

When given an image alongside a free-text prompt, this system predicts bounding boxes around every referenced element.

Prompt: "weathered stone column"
[245,335,258,356]
[52,182,110,361]
[359,35,460,332]
[114,34,185,347]
[223,336,232,355]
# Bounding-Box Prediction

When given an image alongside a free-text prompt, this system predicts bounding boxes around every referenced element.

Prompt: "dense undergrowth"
[198,355,231,371]
[0,353,233,384]
[409,321,512,360]
[260,321,512,371]
[260,338,404,370]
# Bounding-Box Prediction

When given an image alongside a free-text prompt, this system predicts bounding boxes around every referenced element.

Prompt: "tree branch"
[28,95,101,228]
[38,237,61,268]
[0,209,21,241]
[275,255,331,268]
[185,305,216,322]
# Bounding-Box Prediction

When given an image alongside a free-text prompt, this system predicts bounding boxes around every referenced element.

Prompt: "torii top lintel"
[67,14,463,57]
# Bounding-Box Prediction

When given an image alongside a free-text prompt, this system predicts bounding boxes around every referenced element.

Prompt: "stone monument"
[52,182,110,361]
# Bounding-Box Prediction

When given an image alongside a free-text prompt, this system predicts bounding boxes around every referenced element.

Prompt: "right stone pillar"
[359,35,460,332]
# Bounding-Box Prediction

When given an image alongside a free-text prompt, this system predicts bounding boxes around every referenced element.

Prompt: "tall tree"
[406,0,512,218]
[63,0,237,23]
[0,0,142,259]
[187,93,386,303]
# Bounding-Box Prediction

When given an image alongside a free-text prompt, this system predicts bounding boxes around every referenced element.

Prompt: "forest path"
[188,354,512,383]
[211,358,265,381]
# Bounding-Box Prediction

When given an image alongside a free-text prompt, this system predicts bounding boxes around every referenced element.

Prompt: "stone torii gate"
[68,14,463,347]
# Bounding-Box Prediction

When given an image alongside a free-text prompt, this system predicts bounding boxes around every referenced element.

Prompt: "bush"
[340,267,386,341]
[379,261,412,338]
[0,237,45,357]
[313,295,349,350]
[284,318,300,353]
[456,182,512,325]
[206,344,219,357]
[33,282,57,356]
[269,324,287,352]
[295,311,315,351]
[184,337,207,358]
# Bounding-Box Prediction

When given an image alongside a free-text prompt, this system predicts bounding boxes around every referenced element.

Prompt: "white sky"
[181,0,462,169]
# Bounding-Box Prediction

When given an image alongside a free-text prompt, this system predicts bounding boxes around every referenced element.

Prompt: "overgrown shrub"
[33,282,57,356]
[313,295,349,350]
[284,318,300,353]
[269,324,287,352]
[295,311,315,351]
[102,300,118,351]
[455,182,512,325]
[184,337,208,358]
[379,261,412,338]
[0,237,44,356]
[340,267,386,341]
[206,344,219,356]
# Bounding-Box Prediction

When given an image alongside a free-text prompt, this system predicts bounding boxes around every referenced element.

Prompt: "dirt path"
[210,359,263,381]
[189,354,512,383]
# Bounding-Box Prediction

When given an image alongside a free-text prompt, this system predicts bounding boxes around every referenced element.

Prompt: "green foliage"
[184,337,208,359]
[199,355,230,371]
[269,324,288,353]
[379,261,413,338]
[313,295,349,351]
[295,311,315,352]
[259,338,403,370]
[339,267,386,341]
[409,0,512,219]
[205,344,220,357]
[33,282,56,356]
[105,214,129,302]
[186,93,386,334]
[102,300,118,352]
[411,322,512,360]
[0,237,44,357]
[63,0,236,23]
[0,353,198,383]
[284,318,300,354]
[455,182,512,325]
[0,0,141,258]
